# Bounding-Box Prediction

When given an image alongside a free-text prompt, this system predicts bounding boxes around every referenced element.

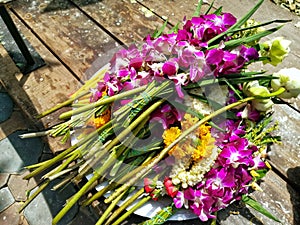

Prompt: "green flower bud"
[260,37,291,66]
[243,81,273,111]
[271,67,300,98]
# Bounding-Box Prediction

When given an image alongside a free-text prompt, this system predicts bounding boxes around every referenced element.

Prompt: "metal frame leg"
[0,5,35,65]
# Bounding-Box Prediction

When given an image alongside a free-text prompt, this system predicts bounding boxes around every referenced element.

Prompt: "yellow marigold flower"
[163,127,181,146]
[192,123,215,161]
[199,123,211,138]
[172,142,195,159]
[90,109,111,128]
[162,127,181,157]
[193,144,207,160]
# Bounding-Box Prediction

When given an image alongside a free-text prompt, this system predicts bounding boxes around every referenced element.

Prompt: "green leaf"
[253,169,269,180]
[208,0,265,45]
[193,0,203,16]
[152,19,168,38]
[168,22,180,34]
[229,19,291,35]
[205,0,215,15]
[183,74,274,90]
[208,25,283,50]
[242,195,282,223]
[223,78,243,99]
[213,6,223,15]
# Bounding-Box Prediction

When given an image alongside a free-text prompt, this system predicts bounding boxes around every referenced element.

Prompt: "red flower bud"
[164,177,178,198]
[144,178,154,193]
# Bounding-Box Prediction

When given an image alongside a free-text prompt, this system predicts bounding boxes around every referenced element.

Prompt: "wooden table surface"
[0,0,299,224]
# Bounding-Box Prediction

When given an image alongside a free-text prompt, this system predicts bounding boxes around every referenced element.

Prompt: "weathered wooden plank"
[218,170,300,225]
[137,0,210,26]
[0,13,81,151]
[10,0,119,80]
[71,0,166,45]
[268,104,300,187]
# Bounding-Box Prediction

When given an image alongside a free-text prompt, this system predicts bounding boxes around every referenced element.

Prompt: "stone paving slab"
[24,179,79,225]
[0,110,31,141]
[0,92,13,123]
[0,173,9,188]
[0,130,44,173]
[0,186,15,213]
[8,173,37,202]
[0,202,23,225]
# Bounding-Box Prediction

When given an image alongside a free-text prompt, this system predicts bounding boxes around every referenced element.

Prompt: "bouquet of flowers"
[20,0,300,224]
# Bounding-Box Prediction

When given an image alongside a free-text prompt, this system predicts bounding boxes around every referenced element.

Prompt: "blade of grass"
[242,195,282,223]
[208,0,265,45]
[204,0,215,14]
[193,0,203,16]
[208,25,283,50]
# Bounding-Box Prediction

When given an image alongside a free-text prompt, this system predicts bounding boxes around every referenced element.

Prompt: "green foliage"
[152,19,168,38]
[242,195,282,223]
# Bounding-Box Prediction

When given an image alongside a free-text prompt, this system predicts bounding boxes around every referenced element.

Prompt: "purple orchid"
[150,104,183,129]
[104,72,123,96]
[204,167,236,196]
[162,59,179,76]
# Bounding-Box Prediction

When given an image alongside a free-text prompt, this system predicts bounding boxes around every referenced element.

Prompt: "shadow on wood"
[287,167,300,225]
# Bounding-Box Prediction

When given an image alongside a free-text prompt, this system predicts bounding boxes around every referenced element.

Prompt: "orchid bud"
[243,81,273,111]
[271,67,300,98]
[260,37,291,66]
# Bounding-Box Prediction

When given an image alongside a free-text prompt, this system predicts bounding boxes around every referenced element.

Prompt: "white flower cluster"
[170,147,219,188]
[184,92,214,116]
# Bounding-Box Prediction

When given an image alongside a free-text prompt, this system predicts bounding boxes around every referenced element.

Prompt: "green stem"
[59,85,148,120]
[36,91,90,119]
[81,182,118,206]
[52,172,78,191]
[95,189,127,225]
[82,154,152,206]
[52,171,100,225]
[103,99,165,156]
[37,64,109,119]
[111,196,152,225]
[70,64,109,98]
[105,188,145,225]
[52,99,164,225]
[44,151,80,180]
[19,130,51,139]
[24,124,107,180]
[25,158,52,169]
[19,180,50,212]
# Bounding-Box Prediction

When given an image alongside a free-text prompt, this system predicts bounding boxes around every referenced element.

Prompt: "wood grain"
[71,0,167,45]
[11,0,119,80]
[0,12,80,151]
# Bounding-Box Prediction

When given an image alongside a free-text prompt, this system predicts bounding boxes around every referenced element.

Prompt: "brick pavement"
[0,84,97,225]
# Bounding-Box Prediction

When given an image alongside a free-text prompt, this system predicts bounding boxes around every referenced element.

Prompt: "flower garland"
[20,1,300,225]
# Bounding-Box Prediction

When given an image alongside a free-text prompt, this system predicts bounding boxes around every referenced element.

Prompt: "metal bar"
[0,4,35,65]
